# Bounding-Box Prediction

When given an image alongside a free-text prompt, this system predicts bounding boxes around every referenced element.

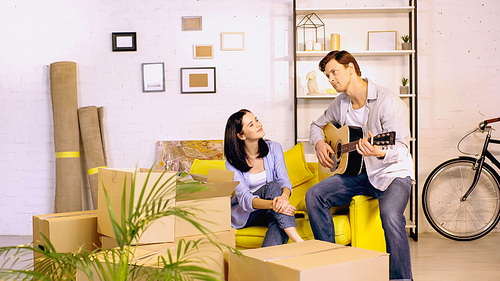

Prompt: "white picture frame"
[193,44,214,59]
[221,32,245,51]
[368,31,397,51]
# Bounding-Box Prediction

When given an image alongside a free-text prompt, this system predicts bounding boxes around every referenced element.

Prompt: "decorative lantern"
[296,13,325,51]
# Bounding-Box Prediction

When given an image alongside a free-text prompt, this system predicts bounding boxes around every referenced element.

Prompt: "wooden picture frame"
[368,31,397,51]
[221,32,245,51]
[112,32,137,52]
[193,44,214,59]
[142,62,165,92]
[180,67,216,94]
[182,16,202,31]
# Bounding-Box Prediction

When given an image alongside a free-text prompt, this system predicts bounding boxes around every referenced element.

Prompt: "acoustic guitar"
[319,123,396,178]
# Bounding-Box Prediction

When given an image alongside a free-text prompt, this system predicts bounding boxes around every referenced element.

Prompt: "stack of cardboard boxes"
[33,168,238,280]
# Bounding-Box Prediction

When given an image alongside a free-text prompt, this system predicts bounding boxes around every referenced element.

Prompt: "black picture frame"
[112,32,137,52]
[180,67,216,94]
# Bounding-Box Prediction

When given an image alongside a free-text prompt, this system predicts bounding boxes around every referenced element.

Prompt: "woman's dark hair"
[318,50,362,76]
[224,109,269,172]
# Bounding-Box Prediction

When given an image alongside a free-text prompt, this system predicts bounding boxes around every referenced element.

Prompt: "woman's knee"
[261,181,282,199]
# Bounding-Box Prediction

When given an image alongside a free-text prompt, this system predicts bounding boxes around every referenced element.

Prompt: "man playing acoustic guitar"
[305,50,415,281]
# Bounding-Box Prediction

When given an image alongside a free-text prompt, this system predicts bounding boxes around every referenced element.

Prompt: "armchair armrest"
[349,195,386,253]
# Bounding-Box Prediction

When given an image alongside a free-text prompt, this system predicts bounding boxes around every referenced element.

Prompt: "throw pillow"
[190,159,226,176]
[283,142,314,187]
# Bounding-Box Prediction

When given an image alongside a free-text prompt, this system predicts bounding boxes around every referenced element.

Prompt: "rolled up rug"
[97,106,108,166]
[50,61,82,212]
[78,106,107,209]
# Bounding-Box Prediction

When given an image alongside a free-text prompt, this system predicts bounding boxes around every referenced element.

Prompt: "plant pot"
[402,42,411,50]
[400,86,409,96]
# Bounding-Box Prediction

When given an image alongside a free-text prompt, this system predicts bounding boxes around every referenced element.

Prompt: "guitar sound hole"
[336,143,342,159]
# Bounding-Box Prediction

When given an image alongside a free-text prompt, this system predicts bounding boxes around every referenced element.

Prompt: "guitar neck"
[341,136,377,154]
[341,141,359,155]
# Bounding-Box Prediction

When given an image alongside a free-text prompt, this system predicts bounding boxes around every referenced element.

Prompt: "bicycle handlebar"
[479,117,500,131]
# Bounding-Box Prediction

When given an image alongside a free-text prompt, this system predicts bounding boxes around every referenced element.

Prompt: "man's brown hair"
[318,50,362,76]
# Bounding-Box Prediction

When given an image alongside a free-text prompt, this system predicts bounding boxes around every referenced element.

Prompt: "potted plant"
[401,35,411,50]
[0,166,236,281]
[400,77,409,95]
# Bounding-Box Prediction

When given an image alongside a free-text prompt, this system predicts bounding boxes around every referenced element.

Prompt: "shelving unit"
[297,50,415,57]
[293,0,418,241]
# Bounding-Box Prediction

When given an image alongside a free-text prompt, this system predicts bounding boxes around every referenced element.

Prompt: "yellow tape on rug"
[88,166,107,175]
[55,151,80,158]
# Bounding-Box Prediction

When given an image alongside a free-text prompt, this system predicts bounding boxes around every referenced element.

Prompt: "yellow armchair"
[350,195,386,253]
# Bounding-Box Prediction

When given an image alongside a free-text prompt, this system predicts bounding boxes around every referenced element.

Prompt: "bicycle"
[422,117,500,241]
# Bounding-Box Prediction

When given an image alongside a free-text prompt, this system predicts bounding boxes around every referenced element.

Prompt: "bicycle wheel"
[422,157,500,240]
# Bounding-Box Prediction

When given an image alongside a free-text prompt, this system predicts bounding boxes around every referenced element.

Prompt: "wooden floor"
[1,233,499,280]
[410,232,500,281]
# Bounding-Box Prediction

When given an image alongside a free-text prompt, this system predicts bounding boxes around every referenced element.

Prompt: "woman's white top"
[248,170,266,193]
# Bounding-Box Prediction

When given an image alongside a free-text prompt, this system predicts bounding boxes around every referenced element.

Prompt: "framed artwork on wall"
[368,31,397,51]
[221,32,245,51]
[142,62,165,92]
[182,16,202,31]
[193,44,214,59]
[112,32,137,51]
[180,67,216,94]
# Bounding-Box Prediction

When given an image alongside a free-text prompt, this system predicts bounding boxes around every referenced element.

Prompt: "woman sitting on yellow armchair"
[224,109,303,247]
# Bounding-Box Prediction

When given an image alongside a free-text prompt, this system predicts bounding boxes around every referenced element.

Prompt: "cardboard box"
[33,210,100,253]
[97,168,178,244]
[228,240,389,281]
[78,229,234,281]
[33,210,101,279]
[98,168,237,245]
[175,169,237,238]
[100,228,236,250]
[175,227,236,248]
[136,241,229,280]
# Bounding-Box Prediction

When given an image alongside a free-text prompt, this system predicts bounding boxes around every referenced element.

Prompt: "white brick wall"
[0,0,294,235]
[418,0,500,232]
[1,0,499,235]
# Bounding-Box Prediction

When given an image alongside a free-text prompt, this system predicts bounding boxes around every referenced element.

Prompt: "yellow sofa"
[189,143,386,252]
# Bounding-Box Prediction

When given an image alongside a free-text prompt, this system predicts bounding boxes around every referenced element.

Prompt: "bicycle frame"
[462,122,500,201]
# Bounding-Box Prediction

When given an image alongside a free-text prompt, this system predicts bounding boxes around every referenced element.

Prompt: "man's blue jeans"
[305,173,413,281]
[243,181,297,247]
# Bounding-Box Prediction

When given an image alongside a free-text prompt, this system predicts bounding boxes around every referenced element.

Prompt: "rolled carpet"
[50,61,82,213]
[78,106,107,209]
[97,106,108,166]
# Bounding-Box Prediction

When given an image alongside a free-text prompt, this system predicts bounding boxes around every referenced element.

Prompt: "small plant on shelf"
[401,77,409,87]
[400,77,409,95]
[401,35,411,50]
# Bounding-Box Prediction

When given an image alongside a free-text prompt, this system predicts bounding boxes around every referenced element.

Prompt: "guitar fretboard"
[341,141,358,154]
[340,134,392,154]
